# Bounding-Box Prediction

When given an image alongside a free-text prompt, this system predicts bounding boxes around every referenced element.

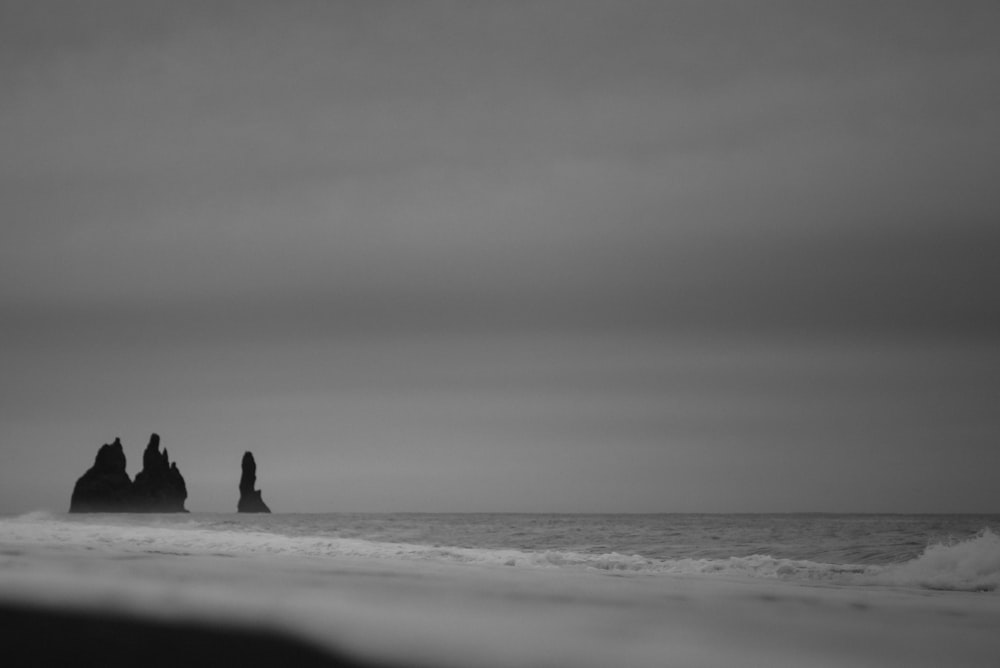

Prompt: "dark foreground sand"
[0,602,398,668]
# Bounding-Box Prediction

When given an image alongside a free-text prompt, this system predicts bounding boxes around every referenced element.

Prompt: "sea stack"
[130,433,188,512]
[69,434,188,513]
[238,451,271,513]
[69,438,134,512]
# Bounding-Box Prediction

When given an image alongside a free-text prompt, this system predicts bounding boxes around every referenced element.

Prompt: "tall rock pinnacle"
[238,451,271,513]
[131,433,188,512]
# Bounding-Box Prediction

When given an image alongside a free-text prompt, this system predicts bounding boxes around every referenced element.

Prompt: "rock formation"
[69,434,188,513]
[131,433,188,512]
[68,438,134,512]
[238,451,271,513]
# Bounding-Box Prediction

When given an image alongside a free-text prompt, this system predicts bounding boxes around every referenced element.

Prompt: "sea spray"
[872,528,1000,592]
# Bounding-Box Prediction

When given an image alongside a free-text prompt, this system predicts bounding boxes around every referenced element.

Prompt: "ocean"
[3,511,1000,666]
[7,511,1000,588]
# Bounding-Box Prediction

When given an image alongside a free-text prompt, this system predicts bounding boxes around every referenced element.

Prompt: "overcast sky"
[2,1,999,514]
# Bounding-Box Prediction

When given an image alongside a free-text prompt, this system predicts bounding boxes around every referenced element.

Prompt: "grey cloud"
[2,2,1000,357]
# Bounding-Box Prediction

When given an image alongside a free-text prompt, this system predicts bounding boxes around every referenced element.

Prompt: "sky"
[2,0,999,514]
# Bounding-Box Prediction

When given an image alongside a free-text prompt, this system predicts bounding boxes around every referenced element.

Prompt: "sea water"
[4,511,1000,591]
[3,511,1000,667]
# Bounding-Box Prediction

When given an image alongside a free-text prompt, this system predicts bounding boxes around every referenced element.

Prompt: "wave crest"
[871,528,1000,592]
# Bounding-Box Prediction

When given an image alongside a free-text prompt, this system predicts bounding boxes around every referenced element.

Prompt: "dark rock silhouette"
[69,438,134,512]
[131,433,188,512]
[69,434,188,513]
[238,451,271,513]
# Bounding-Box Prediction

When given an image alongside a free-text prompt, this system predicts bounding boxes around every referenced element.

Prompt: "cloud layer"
[2,1,999,512]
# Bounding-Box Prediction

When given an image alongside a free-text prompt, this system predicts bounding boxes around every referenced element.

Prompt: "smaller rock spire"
[238,451,271,513]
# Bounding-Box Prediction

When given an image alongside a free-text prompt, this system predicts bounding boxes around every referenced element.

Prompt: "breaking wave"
[869,528,1000,592]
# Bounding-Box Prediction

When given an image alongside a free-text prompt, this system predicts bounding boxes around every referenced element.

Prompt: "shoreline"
[3,518,1000,668]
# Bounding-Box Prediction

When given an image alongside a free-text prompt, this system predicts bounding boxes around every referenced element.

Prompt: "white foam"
[8,513,998,591]
[870,529,1000,592]
[0,513,857,579]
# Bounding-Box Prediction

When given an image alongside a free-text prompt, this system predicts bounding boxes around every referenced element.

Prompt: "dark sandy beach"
[3,514,1000,668]
[0,602,399,668]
